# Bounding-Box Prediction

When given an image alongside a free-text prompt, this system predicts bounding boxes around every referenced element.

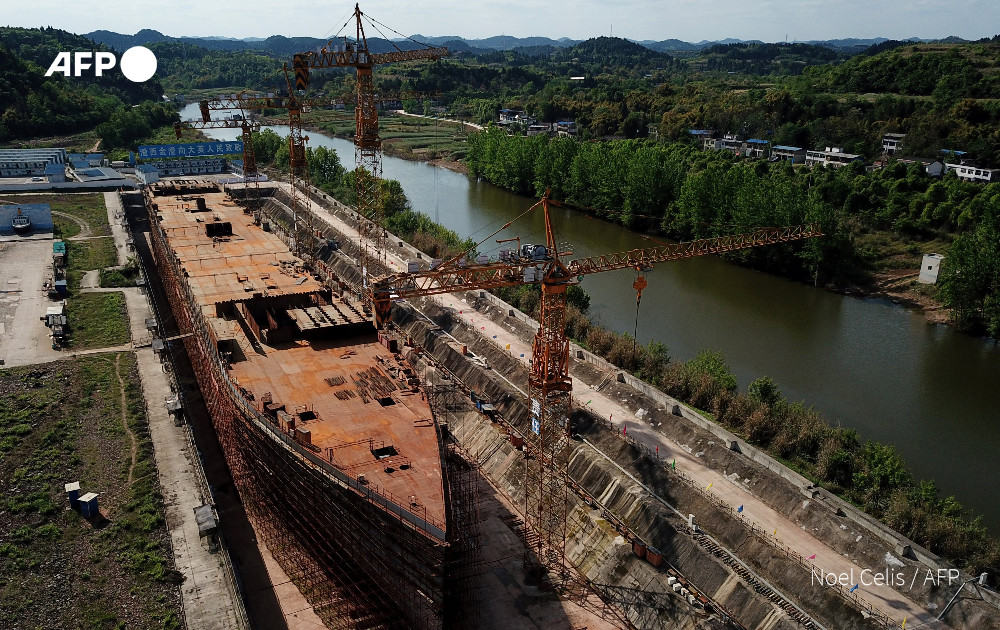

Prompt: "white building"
[806,147,863,168]
[918,253,944,284]
[882,133,905,155]
[945,163,1000,183]
[772,145,806,164]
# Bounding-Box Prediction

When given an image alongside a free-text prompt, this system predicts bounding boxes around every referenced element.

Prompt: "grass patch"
[0,355,181,629]
[100,258,141,288]
[1,193,110,239]
[66,238,117,290]
[65,292,130,349]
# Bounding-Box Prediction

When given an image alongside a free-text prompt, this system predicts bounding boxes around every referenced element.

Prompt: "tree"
[685,350,737,392]
[748,376,782,407]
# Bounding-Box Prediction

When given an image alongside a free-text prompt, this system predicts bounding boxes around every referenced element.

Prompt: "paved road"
[304,188,943,629]
[0,239,64,367]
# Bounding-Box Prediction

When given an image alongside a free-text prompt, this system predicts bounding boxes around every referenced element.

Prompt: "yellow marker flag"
[506,344,510,350]
[773,528,777,536]
[706,482,713,490]
[902,617,906,629]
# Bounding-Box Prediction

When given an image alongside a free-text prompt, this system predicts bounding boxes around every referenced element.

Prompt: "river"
[182,104,1000,533]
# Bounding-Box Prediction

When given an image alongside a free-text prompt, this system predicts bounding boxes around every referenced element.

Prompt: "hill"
[0,26,165,142]
[814,41,1000,98]
[697,42,846,75]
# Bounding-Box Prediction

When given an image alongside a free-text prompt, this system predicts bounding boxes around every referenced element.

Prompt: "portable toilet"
[78,492,100,519]
[52,240,67,266]
[64,481,81,509]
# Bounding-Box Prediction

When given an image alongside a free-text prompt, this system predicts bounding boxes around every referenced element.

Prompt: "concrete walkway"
[98,198,245,630]
[103,191,130,265]
[305,192,943,629]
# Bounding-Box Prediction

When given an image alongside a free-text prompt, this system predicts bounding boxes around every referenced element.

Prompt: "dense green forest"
[0,27,163,142]
[467,127,1000,335]
[383,37,1000,163]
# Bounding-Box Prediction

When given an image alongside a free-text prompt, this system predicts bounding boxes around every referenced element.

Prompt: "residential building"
[703,133,743,155]
[0,148,67,178]
[882,133,905,155]
[918,253,944,284]
[771,145,806,164]
[945,163,1000,183]
[898,157,946,178]
[526,123,553,137]
[744,138,770,159]
[555,121,577,136]
[498,109,535,127]
[805,147,863,168]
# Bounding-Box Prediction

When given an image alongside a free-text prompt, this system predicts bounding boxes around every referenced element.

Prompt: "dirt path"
[88,138,101,153]
[114,352,139,486]
[51,210,92,239]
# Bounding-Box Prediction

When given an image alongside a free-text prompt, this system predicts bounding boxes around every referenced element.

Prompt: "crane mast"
[294,3,448,293]
[372,194,822,574]
[175,116,265,211]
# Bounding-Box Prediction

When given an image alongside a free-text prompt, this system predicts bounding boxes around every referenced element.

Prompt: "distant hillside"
[556,36,674,67]
[817,41,1000,97]
[409,34,579,50]
[81,29,986,58]
[0,26,164,142]
[0,26,161,104]
[83,29,442,58]
[697,42,846,75]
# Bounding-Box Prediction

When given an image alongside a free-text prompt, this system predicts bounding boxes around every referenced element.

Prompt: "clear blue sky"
[5,0,999,42]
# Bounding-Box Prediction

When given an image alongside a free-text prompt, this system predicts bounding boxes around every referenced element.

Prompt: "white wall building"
[918,253,944,284]
[945,163,1000,183]
[882,133,905,155]
[806,147,863,168]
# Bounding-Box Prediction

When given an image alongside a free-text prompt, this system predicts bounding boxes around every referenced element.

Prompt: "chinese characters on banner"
[137,141,244,159]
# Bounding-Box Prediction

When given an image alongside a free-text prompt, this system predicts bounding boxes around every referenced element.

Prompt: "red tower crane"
[293,3,449,286]
[371,194,823,572]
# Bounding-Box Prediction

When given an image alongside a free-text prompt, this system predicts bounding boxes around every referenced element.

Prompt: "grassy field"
[310,110,471,161]
[0,192,110,240]
[65,292,131,349]
[99,259,141,288]
[66,238,118,290]
[0,354,181,629]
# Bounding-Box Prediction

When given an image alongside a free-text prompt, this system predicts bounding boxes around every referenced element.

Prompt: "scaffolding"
[143,182,465,630]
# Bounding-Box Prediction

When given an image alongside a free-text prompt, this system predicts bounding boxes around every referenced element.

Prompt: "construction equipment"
[174,117,266,209]
[371,193,823,577]
[194,86,351,248]
[294,3,448,286]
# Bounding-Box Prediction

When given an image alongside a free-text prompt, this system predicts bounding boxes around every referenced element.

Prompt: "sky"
[3,0,999,42]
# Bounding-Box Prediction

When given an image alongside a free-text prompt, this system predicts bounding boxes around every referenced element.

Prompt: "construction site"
[83,5,1000,630]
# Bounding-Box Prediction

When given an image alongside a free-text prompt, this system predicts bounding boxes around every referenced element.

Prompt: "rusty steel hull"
[144,183,449,630]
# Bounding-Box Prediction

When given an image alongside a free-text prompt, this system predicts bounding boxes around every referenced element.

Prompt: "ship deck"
[152,185,446,527]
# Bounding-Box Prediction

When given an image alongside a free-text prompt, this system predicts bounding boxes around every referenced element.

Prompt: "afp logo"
[45,46,157,83]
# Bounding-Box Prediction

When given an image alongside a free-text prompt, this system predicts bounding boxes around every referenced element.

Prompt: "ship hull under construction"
[143,181,457,630]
